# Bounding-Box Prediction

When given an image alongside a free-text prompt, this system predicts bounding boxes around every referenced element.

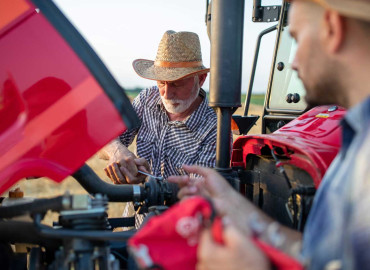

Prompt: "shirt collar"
[155,88,209,131]
[340,96,370,156]
[183,89,208,130]
[342,96,370,134]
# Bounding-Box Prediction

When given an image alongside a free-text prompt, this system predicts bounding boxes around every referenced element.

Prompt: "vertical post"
[209,0,245,171]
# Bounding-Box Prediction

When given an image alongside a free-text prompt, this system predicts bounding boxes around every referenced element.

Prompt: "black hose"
[0,221,61,249]
[0,196,70,218]
[270,148,298,228]
[33,214,135,241]
[72,164,146,202]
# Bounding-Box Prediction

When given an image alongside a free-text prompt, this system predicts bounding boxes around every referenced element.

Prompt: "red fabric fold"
[128,196,303,270]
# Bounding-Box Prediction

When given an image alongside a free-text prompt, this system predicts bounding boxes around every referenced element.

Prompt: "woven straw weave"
[133,31,209,82]
[309,0,370,22]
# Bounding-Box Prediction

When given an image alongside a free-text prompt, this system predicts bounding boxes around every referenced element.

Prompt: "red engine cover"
[0,0,129,194]
[232,106,345,188]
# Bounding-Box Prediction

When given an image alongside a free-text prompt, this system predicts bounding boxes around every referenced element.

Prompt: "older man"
[169,0,370,269]
[100,31,216,224]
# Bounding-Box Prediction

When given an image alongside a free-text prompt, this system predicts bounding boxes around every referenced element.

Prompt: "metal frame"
[243,24,278,116]
[263,1,306,116]
[252,0,281,23]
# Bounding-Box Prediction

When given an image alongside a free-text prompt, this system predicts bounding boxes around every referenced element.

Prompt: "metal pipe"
[72,164,146,202]
[0,196,70,218]
[33,214,135,242]
[209,0,245,169]
[244,25,277,116]
[0,221,61,249]
[215,108,232,168]
[209,0,244,108]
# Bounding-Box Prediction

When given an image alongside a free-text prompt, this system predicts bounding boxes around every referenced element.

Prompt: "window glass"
[269,26,307,111]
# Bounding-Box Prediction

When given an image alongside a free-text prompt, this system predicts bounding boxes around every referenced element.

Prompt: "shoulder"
[199,89,217,122]
[133,86,160,107]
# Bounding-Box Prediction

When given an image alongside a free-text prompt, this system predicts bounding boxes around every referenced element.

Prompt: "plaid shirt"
[120,86,217,179]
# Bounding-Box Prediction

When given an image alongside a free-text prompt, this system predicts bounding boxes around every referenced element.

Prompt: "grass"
[124,89,265,106]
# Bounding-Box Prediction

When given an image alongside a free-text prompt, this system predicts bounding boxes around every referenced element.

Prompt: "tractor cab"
[205,0,345,230]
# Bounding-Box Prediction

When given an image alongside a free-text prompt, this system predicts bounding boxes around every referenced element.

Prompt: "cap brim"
[133,59,210,82]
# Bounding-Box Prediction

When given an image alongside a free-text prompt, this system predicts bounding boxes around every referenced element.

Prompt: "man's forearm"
[98,138,131,160]
[226,189,302,259]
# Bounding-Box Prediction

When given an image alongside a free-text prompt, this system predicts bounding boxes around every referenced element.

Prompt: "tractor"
[0,0,344,269]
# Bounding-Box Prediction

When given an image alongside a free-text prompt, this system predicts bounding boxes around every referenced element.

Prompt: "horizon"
[54,0,282,94]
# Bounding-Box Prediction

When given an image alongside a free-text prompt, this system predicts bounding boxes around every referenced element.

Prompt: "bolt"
[328,106,338,112]
[277,62,285,71]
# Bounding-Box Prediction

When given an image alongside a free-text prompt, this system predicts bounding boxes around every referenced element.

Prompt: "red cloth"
[211,217,303,270]
[128,197,214,270]
[128,196,303,270]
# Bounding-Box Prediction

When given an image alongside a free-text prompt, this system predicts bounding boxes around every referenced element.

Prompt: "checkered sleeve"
[194,134,217,168]
[119,89,148,147]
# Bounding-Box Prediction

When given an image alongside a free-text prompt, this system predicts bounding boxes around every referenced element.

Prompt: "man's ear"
[198,73,208,86]
[321,10,346,54]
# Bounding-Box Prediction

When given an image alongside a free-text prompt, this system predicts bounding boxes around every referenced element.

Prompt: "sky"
[53,0,282,93]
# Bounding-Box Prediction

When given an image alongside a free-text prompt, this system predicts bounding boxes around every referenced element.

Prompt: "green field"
[124,89,265,106]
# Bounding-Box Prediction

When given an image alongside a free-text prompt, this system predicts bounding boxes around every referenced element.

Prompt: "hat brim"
[325,0,370,22]
[133,59,210,82]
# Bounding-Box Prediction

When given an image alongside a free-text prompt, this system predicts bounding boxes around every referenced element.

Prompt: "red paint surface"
[0,1,128,193]
[232,106,346,188]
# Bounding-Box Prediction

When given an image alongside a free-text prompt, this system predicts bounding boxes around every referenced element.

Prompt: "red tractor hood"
[232,106,346,188]
[0,0,138,194]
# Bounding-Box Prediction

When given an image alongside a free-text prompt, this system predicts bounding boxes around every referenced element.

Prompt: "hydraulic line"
[270,148,298,228]
[0,220,61,249]
[0,195,71,219]
[72,164,146,202]
[34,214,135,241]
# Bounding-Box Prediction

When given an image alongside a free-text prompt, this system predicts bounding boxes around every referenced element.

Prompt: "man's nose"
[291,56,298,71]
[163,83,176,99]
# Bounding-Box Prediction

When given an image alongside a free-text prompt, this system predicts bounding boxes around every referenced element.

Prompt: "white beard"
[161,77,200,114]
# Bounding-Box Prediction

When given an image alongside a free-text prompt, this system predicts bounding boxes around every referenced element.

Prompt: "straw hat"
[308,0,370,22]
[133,30,210,82]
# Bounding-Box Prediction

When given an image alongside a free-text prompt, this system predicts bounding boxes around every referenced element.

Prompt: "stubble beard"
[303,65,347,108]
[300,49,347,108]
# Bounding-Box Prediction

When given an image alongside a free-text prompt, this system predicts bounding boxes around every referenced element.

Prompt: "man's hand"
[197,225,270,270]
[102,140,150,184]
[168,165,249,217]
[169,165,263,236]
[170,165,303,258]
[105,155,150,185]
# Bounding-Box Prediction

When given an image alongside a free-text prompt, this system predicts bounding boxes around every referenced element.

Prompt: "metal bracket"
[252,5,281,23]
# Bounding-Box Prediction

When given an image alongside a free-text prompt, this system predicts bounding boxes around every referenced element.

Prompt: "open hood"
[0,0,139,194]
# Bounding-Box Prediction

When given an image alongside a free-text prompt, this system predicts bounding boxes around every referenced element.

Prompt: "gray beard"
[161,81,200,114]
